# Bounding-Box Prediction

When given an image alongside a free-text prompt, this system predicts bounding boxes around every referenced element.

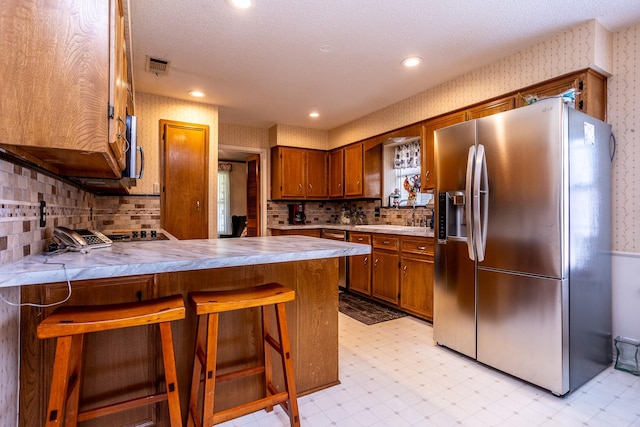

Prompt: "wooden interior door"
[245,154,260,236]
[160,120,209,239]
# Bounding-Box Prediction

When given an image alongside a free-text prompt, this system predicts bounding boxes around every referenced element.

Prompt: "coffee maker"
[288,203,306,225]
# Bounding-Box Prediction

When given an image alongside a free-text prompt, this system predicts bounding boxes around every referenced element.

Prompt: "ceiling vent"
[145,56,170,75]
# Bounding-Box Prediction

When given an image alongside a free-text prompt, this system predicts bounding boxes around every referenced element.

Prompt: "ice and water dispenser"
[437,191,467,244]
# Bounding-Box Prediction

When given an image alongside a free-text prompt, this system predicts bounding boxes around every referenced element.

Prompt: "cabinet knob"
[403,265,408,275]
[363,256,368,265]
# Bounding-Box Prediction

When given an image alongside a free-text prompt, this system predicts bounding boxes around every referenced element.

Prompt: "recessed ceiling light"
[402,56,423,67]
[227,0,252,9]
[309,112,320,118]
[189,90,205,97]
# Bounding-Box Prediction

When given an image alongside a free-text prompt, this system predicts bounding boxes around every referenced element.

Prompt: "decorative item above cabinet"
[0,0,134,183]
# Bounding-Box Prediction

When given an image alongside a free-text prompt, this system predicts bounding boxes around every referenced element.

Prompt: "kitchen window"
[217,169,231,235]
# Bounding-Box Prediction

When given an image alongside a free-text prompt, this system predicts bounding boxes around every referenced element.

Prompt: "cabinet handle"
[425,171,430,181]
[374,258,379,268]
[298,183,303,193]
[357,237,364,242]
[308,183,313,191]
[356,180,361,188]
[363,256,368,265]
[338,183,342,189]
[196,200,200,212]
[417,246,426,250]
[403,265,408,275]
[383,240,390,244]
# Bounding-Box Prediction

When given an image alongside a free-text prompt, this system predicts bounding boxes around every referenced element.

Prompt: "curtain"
[217,170,231,235]
[394,140,421,169]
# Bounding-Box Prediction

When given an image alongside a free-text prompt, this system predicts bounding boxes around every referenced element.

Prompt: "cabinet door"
[329,148,344,198]
[421,112,466,191]
[344,143,364,196]
[372,249,400,305]
[348,233,371,295]
[275,147,306,198]
[306,150,328,198]
[400,255,434,321]
[0,0,128,179]
[108,0,128,170]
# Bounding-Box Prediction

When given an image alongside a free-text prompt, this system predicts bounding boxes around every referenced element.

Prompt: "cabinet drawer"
[349,232,371,245]
[372,235,399,251]
[401,237,434,256]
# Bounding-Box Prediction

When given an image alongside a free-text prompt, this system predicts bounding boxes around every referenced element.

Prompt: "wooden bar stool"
[36,294,185,427]
[187,283,300,427]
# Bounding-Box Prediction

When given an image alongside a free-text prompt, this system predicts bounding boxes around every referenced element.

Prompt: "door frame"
[218,144,269,236]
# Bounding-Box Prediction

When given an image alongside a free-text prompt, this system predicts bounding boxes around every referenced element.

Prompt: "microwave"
[123,115,144,179]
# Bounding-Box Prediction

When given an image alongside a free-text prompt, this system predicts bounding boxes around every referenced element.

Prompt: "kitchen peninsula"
[1,236,370,427]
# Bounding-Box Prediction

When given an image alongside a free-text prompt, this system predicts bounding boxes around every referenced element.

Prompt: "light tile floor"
[220,313,640,427]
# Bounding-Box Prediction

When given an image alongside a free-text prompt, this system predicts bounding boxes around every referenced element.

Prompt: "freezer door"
[477,269,569,395]
[434,240,476,358]
[477,100,564,278]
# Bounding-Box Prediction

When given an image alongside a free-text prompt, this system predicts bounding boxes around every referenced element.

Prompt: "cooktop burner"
[105,230,169,242]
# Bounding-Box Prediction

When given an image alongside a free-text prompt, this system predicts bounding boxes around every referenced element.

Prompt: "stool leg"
[188,314,207,427]
[158,321,183,427]
[45,334,84,427]
[202,313,219,427]
[64,335,84,427]
[275,303,300,427]
[262,306,274,413]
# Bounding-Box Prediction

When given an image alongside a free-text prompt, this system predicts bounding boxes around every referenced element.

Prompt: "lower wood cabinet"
[371,235,400,305]
[20,275,160,427]
[347,232,434,321]
[348,232,372,295]
[399,237,434,321]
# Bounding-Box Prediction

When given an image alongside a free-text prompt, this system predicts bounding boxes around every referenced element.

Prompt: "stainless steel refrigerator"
[433,97,612,396]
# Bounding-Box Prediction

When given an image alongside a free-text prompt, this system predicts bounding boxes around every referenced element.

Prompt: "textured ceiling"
[130,0,640,130]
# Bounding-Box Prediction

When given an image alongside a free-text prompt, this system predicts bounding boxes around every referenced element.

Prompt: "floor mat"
[338,291,407,325]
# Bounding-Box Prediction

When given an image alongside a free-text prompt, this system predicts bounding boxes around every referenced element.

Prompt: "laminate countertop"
[269,224,435,237]
[0,235,371,288]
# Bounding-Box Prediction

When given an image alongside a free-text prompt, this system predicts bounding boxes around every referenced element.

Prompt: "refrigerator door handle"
[465,145,476,260]
[473,144,488,262]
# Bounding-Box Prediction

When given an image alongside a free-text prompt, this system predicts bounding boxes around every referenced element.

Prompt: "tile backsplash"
[267,200,434,229]
[94,195,161,231]
[0,158,94,265]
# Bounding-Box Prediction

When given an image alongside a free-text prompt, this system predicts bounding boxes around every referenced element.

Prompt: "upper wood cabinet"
[466,96,515,120]
[307,149,328,198]
[343,143,364,197]
[0,0,132,179]
[271,146,327,199]
[342,142,382,199]
[421,111,466,191]
[515,69,607,121]
[328,148,344,198]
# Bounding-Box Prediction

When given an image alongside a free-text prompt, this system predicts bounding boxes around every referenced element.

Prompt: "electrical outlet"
[39,200,46,227]
[374,207,380,218]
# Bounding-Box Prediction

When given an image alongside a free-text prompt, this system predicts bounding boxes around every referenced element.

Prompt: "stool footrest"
[212,391,289,425]
[216,365,265,383]
[77,391,168,422]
